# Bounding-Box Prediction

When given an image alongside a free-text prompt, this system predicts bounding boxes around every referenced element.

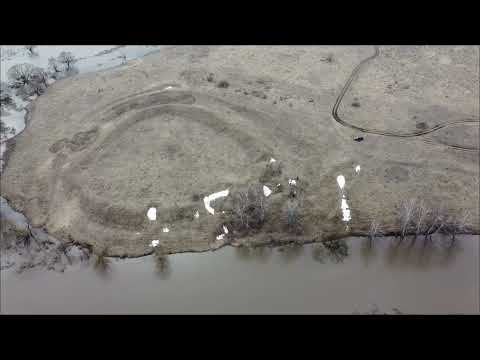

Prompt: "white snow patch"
[194,210,199,219]
[263,185,272,197]
[162,226,170,233]
[203,189,229,215]
[355,165,361,173]
[288,179,297,186]
[336,175,345,190]
[216,225,229,240]
[147,207,157,221]
[269,157,276,163]
[341,196,351,222]
[150,240,160,247]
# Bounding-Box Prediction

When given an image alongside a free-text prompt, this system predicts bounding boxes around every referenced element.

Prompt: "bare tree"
[404,200,431,251]
[231,185,266,233]
[398,199,416,242]
[367,219,383,249]
[25,45,37,56]
[423,207,447,242]
[48,57,62,74]
[412,200,430,240]
[30,67,50,89]
[440,211,471,246]
[7,63,35,88]
[0,81,13,106]
[57,51,77,71]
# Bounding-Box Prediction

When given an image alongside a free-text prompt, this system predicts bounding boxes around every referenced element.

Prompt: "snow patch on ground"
[263,185,272,197]
[203,189,229,215]
[147,207,157,221]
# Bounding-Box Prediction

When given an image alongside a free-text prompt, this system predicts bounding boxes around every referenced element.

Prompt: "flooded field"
[1,236,478,314]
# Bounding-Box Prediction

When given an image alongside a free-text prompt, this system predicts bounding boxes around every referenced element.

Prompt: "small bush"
[217,80,229,88]
[321,53,334,63]
[259,161,283,183]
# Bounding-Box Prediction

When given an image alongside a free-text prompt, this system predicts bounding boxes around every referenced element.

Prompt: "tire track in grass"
[331,46,479,152]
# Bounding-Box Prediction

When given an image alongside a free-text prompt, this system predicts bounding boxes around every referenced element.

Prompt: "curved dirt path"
[331,46,479,152]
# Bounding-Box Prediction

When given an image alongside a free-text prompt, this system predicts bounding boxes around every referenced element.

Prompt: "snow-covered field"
[0,45,163,170]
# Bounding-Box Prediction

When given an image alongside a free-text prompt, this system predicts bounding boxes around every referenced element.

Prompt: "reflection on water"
[154,255,171,280]
[313,240,349,264]
[277,244,304,263]
[1,236,478,314]
[235,246,273,263]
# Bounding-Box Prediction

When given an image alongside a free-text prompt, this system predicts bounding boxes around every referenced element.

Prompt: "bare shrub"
[321,53,334,63]
[217,80,229,88]
[230,185,266,233]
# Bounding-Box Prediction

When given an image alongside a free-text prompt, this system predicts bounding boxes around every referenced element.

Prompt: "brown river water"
[1,236,478,314]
